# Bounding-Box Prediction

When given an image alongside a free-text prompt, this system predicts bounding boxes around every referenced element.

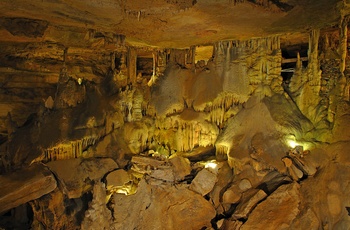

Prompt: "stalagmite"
[308,29,321,84]
[339,17,348,74]
[1,2,350,229]
[128,47,137,84]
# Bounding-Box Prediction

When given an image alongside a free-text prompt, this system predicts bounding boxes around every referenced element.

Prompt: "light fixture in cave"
[108,182,138,197]
[287,139,298,148]
[285,135,312,151]
[286,135,300,149]
[204,160,218,170]
[115,188,129,195]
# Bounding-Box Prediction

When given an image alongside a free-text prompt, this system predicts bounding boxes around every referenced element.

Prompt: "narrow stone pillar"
[128,47,137,84]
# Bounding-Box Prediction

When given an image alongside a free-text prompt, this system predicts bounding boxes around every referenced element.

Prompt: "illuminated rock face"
[0,2,350,229]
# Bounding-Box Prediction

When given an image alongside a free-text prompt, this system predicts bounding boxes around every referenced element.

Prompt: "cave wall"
[0,19,350,229]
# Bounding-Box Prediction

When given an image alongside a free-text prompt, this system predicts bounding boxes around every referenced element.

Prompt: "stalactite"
[155,116,218,152]
[119,87,147,122]
[215,145,228,161]
[296,52,302,71]
[128,47,137,84]
[111,52,116,70]
[44,136,99,162]
[114,34,125,48]
[132,90,143,121]
[212,36,281,102]
[339,17,348,74]
[307,29,321,85]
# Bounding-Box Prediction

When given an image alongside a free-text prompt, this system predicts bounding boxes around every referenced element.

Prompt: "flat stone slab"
[0,164,57,214]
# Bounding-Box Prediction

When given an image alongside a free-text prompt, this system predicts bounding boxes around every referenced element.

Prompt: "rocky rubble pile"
[1,138,350,229]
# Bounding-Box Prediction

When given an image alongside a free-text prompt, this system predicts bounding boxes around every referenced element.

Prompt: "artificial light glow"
[205,161,218,169]
[115,188,128,195]
[288,140,297,148]
[287,140,312,151]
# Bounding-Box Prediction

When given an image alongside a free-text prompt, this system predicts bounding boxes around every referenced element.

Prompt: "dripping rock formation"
[1,0,350,229]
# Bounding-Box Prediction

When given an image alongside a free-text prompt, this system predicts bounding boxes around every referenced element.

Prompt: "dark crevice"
[270,0,294,11]
[75,192,93,225]
[246,0,294,12]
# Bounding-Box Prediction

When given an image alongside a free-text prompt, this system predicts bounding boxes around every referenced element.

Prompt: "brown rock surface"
[112,179,216,230]
[209,162,233,210]
[81,182,113,230]
[0,1,349,229]
[241,183,300,229]
[190,168,218,196]
[47,158,118,198]
[0,0,345,48]
[106,169,131,191]
[0,164,57,214]
[30,188,85,230]
[223,188,242,205]
[232,189,267,220]
[169,155,191,181]
[298,143,350,229]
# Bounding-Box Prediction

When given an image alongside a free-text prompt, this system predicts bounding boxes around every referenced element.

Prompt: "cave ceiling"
[1,0,349,48]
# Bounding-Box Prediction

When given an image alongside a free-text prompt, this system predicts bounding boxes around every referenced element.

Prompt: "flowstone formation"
[1,8,350,230]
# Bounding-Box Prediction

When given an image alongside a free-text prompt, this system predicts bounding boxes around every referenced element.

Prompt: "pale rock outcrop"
[190,168,218,196]
[123,122,149,154]
[150,65,189,117]
[155,110,219,152]
[216,94,313,174]
[81,182,113,230]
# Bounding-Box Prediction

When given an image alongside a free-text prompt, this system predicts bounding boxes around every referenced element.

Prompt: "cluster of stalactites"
[213,36,282,82]
[147,50,168,86]
[215,144,229,161]
[307,29,321,85]
[213,36,280,59]
[119,87,144,122]
[154,116,219,152]
[44,136,99,162]
[194,93,242,126]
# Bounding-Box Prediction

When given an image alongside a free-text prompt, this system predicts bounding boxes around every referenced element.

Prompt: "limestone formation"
[0,1,350,229]
[81,182,113,230]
